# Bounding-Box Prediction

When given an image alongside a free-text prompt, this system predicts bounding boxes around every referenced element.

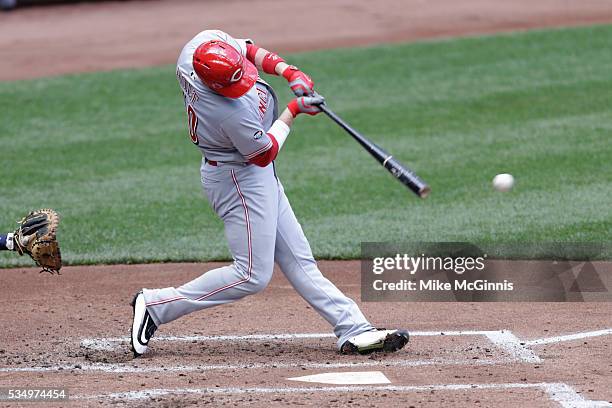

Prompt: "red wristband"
[282,65,298,81]
[287,100,299,117]
[262,52,285,75]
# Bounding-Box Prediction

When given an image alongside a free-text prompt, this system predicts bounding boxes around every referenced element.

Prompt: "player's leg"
[142,164,279,325]
[272,181,375,349]
[131,164,279,356]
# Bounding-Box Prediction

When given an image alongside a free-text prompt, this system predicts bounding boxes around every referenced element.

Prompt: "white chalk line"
[4,329,530,374]
[81,330,508,347]
[80,328,612,364]
[485,331,542,363]
[81,332,335,350]
[542,383,612,408]
[80,329,540,363]
[0,357,511,374]
[524,328,612,346]
[74,382,612,407]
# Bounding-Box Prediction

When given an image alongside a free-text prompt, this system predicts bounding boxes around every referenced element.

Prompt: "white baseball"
[492,173,514,192]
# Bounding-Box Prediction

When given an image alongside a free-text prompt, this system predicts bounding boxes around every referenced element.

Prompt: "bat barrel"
[319,103,430,199]
[383,155,431,198]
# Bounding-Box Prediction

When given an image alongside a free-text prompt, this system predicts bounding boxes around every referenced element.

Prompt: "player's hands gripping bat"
[288,94,325,116]
[13,209,62,274]
[283,66,315,96]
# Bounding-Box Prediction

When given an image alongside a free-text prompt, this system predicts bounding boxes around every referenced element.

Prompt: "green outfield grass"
[1,25,611,267]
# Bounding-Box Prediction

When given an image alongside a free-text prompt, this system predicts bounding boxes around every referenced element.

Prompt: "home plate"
[288,371,391,385]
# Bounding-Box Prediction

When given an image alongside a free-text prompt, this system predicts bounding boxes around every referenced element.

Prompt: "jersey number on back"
[187,105,199,145]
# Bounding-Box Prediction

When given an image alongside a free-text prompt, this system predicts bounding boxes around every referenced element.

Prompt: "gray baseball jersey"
[142,30,373,349]
[176,29,278,163]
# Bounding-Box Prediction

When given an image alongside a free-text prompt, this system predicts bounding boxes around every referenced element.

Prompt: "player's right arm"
[221,95,325,167]
[245,43,314,97]
[197,31,312,96]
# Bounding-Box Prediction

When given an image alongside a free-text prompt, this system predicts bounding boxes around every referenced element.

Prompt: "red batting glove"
[283,66,315,96]
[287,95,325,117]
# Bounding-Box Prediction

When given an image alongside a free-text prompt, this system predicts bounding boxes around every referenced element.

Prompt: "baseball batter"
[130,30,409,356]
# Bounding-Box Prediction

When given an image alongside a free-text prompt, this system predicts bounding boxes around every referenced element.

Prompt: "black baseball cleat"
[341,329,409,355]
[130,291,157,357]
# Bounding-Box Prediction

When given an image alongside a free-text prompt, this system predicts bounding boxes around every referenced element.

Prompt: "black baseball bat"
[319,104,430,198]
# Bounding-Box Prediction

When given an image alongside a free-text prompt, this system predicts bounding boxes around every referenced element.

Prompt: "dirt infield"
[1,263,611,406]
[1,0,611,406]
[2,0,612,80]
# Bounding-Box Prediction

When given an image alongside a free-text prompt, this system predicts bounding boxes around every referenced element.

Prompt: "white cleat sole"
[130,292,149,356]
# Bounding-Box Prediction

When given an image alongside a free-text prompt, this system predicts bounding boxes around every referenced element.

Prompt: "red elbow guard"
[248,135,279,167]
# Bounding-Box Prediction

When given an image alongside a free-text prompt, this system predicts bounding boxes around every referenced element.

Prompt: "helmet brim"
[215,59,258,99]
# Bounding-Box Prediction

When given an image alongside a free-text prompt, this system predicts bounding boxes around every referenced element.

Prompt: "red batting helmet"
[192,40,257,98]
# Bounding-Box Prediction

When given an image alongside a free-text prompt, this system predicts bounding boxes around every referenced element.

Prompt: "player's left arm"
[245,43,314,97]
[249,95,324,167]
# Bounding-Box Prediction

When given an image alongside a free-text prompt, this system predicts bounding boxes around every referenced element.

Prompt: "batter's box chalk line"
[80,329,541,363]
[0,357,513,374]
[74,382,612,407]
[78,328,612,364]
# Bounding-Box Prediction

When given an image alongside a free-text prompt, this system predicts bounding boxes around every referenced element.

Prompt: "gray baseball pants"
[143,161,373,349]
